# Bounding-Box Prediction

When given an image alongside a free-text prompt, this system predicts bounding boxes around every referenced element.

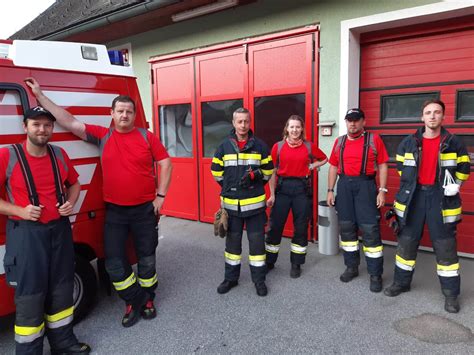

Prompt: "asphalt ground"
[1,216,473,354]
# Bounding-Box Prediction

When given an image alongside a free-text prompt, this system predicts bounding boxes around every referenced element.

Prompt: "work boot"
[339,267,359,282]
[369,275,383,293]
[290,264,301,279]
[141,299,157,319]
[383,283,410,297]
[217,280,238,294]
[266,263,275,272]
[445,296,460,313]
[255,282,268,297]
[122,303,142,328]
[51,342,91,354]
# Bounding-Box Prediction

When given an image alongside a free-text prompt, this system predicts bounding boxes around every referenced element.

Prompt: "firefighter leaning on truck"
[211,108,274,296]
[25,78,173,328]
[0,107,90,354]
[384,99,470,313]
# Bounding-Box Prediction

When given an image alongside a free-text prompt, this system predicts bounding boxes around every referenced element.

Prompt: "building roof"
[10,0,255,43]
[11,0,145,40]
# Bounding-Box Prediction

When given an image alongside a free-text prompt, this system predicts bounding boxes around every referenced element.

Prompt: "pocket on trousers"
[4,254,18,288]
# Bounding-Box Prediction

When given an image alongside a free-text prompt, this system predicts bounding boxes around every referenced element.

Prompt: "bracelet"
[378,187,388,193]
[156,193,166,198]
[327,188,334,192]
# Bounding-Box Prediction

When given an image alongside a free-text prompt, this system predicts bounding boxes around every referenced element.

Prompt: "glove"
[384,208,400,235]
[239,168,263,188]
[213,208,228,238]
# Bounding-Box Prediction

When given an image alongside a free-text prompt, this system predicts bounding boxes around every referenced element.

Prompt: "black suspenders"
[47,145,67,206]
[360,132,371,176]
[338,132,372,176]
[12,144,66,206]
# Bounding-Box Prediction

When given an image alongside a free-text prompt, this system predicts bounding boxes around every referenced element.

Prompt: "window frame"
[379,91,440,124]
[455,89,474,122]
[0,83,30,115]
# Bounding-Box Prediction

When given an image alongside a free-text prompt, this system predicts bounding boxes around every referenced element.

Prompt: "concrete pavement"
[1,216,473,354]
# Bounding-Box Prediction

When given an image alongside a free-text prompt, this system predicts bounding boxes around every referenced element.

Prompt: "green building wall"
[108,0,438,198]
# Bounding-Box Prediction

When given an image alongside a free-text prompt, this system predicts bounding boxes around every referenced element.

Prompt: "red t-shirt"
[418,135,440,185]
[328,133,389,176]
[0,143,79,223]
[85,125,169,205]
[272,141,327,177]
[236,140,247,151]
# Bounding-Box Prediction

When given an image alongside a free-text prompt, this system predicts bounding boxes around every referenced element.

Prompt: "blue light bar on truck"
[108,50,124,66]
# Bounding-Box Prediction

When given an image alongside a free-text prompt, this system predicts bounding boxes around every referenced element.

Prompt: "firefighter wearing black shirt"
[384,100,470,313]
[327,108,389,293]
[211,108,274,296]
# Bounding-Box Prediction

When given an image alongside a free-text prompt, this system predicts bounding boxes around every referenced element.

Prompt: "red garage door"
[151,27,321,240]
[359,15,474,256]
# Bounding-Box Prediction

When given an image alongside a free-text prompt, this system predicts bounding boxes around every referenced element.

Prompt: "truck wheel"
[73,255,97,323]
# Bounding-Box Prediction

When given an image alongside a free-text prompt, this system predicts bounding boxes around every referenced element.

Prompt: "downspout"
[37,0,179,41]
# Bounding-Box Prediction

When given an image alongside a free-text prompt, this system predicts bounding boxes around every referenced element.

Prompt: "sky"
[0,0,55,39]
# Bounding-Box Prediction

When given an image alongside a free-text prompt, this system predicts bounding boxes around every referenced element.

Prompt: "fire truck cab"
[0,40,147,323]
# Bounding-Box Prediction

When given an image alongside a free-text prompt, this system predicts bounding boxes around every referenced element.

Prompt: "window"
[458,135,474,162]
[201,99,243,157]
[159,104,193,157]
[381,92,439,123]
[380,135,408,162]
[456,90,474,121]
[254,94,305,149]
[0,86,28,138]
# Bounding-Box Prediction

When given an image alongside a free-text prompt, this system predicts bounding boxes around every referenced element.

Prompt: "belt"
[278,176,308,180]
[417,184,436,191]
[339,174,375,181]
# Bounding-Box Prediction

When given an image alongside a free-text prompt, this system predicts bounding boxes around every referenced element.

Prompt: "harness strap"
[47,145,66,206]
[360,132,371,176]
[12,144,66,207]
[12,144,40,206]
[338,135,347,175]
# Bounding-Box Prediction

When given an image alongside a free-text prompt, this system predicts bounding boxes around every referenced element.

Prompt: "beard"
[28,135,50,147]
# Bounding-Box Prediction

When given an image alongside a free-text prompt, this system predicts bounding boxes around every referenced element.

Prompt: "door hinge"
[244,44,248,64]
[150,69,154,85]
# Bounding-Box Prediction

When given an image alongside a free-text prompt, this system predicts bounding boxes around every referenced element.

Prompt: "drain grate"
[394,313,473,344]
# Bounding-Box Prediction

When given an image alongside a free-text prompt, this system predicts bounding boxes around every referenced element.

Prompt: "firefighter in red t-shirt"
[265,115,327,278]
[26,78,172,328]
[384,100,470,313]
[0,107,90,354]
[327,108,389,293]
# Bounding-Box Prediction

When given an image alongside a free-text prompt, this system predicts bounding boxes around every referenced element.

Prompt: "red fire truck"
[0,40,146,322]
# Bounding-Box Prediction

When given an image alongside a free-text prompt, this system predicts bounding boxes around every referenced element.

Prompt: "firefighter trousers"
[224,212,267,284]
[4,218,78,355]
[266,178,311,265]
[335,175,383,276]
[104,202,159,306]
[393,185,460,296]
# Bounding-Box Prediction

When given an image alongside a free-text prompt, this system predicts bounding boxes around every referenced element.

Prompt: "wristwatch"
[327,188,334,192]
[378,187,388,193]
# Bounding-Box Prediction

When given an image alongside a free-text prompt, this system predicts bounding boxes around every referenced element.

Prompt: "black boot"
[369,275,382,293]
[266,262,275,272]
[217,280,238,294]
[255,282,268,296]
[290,264,301,279]
[339,267,359,282]
[51,342,91,355]
[445,296,460,313]
[141,299,157,319]
[122,294,147,327]
[383,283,410,297]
